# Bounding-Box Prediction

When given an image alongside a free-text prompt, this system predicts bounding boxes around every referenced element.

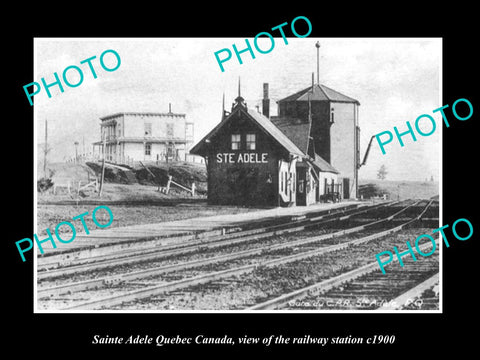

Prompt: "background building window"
[246,133,256,150]
[231,134,241,150]
[145,123,152,136]
[145,143,151,156]
[167,123,174,137]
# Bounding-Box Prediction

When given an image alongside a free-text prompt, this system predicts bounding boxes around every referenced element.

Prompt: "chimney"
[262,83,270,118]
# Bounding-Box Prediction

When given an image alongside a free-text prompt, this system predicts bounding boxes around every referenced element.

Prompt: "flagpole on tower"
[315,41,320,85]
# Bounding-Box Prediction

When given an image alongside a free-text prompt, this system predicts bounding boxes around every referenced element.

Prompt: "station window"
[231,134,241,150]
[246,133,256,150]
[145,143,152,156]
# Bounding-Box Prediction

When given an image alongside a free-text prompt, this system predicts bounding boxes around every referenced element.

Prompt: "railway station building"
[190,81,360,207]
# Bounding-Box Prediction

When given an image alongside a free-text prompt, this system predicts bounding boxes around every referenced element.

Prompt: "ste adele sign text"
[216,153,268,163]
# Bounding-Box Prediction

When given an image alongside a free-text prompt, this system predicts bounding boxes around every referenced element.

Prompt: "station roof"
[277,83,360,105]
[190,104,304,157]
[311,153,339,174]
[246,108,305,157]
[270,118,311,154]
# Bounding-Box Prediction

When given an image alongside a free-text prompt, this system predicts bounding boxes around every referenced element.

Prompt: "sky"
[34,37,442,181]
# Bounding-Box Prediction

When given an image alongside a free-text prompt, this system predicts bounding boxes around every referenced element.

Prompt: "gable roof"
[270,117,311,154]
[277,84,360,105]
[189,104,304,157]
[245,108,305,156]
[271,117,338,173]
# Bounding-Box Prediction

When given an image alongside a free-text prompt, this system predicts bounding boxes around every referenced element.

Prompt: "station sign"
[216,153,268,164]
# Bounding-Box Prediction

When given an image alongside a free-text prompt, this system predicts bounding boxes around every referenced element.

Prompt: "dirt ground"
[37,203,261,235]
[36,178,439,236]
[37,182,205,204]
[359,179,439,200]
[36,182,264,236]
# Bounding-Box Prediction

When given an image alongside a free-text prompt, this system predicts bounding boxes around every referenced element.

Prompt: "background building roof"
[277,84,360,105]
[100,112,186,121]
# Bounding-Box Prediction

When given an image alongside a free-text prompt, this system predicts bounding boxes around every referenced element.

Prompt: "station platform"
[36,200,364,257]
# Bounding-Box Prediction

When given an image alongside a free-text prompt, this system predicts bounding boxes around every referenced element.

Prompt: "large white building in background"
[93,107,195,164]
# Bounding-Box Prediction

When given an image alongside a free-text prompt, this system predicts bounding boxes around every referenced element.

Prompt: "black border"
[7,7,479,356]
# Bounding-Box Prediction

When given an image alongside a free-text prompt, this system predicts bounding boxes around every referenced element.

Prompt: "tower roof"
[277,83,360,105]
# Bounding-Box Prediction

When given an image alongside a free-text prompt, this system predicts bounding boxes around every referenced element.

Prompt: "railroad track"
[37,200,404,281]
[37,199,436,310]
[37,201,419,290]
[248,244,438,311]
[37,201,389,272]
[397,276,440,310]
[110,229,438,311]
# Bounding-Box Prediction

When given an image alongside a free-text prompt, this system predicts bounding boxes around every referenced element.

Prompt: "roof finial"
[315,41,320,85]
[234,77,246,108]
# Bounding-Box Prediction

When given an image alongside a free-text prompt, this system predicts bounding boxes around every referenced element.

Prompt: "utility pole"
[43,119,48,178]
[99,132,106,197]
